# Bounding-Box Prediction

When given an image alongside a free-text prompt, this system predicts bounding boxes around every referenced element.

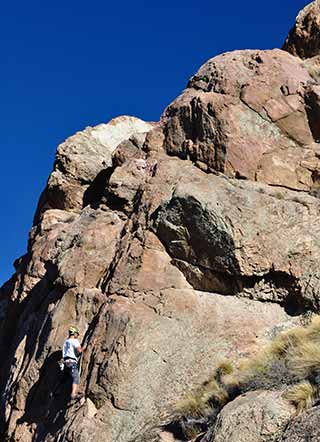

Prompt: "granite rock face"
[212,390,295,442]
[283,0,320,59]
[163,49,320,192]
[281,406,320,441]
[1,3,320,442]
[35,116,154,216]
[153,171,320,311]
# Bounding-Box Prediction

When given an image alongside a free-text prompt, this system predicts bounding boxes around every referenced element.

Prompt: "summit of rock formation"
[1,3,320,442]
[283,0,320,59]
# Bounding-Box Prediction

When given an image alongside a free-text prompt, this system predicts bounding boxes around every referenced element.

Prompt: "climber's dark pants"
[64,359,80,385]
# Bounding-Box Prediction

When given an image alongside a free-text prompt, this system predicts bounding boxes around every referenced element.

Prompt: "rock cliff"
[1,2,320,441]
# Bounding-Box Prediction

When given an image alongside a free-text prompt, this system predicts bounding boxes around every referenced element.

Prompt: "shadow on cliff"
[17,350,73,442]
[82,167,114,209]
[151,195,306,316]
[0,263,68,439]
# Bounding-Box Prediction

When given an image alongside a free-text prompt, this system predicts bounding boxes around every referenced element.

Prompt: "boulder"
[212,390,295,442]
[281,406,320,441]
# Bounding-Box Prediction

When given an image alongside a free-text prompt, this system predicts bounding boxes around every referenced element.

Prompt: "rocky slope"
[1,2,320,441]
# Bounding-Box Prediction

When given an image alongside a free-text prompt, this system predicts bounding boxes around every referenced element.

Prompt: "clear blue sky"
[0,0,309,286]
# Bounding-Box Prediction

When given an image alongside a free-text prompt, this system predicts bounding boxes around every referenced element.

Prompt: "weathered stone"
[283,0,320,59]
[2,4,320,441]
[212,390,295,442]
[163,49,320,191]
[108,158,149,213]
[281,406,320,441]
[53,207,124,289]
[153,164,320,310]
[2,287,105,440]
[5,144,320,440]
[75,291,291,442]
[35,116,154,216]
[113,139,144,167]
[304,84,320,143]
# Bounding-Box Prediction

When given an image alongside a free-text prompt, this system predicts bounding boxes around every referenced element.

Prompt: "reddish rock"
[281,406,320,441]
[1,3,320,441]
[212,390,295,442]
[153,161,320,310]
[163,49,320,191]
[283,1,320,59]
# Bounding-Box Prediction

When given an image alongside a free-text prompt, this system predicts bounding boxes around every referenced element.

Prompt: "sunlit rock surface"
[1,3,320,441]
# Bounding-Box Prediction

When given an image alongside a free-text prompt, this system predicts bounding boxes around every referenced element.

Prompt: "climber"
[62,325,83,401]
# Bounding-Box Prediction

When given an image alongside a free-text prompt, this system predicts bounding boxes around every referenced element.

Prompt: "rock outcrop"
[283,0,320,59]
[281,406,320,441]
[153,171,320,310]
[35,116,154,215]
[212,391,295,442]
[1,3,320,442]
[163,49,320,191]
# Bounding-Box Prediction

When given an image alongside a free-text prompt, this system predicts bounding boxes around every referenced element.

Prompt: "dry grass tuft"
[283,381,317,414]
[235,316,320,403]
[176,392,211,419]
[174,314,320,433]
[217,360,233,376]
[235,318,320,388]
[306,65,320,82]
[287,341,320,379]
[176,376,229,419]
[174,361,234,431]
[305,315,320,338]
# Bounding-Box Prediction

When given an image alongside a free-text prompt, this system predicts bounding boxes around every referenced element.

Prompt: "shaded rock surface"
[0,3,320,442]
[153,170,320,311]
[283,0,320,59]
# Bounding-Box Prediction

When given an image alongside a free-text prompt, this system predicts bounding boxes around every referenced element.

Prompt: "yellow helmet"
[69,326,79,336]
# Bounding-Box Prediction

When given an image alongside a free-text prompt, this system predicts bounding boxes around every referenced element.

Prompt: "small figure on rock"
[61,325,83,402]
